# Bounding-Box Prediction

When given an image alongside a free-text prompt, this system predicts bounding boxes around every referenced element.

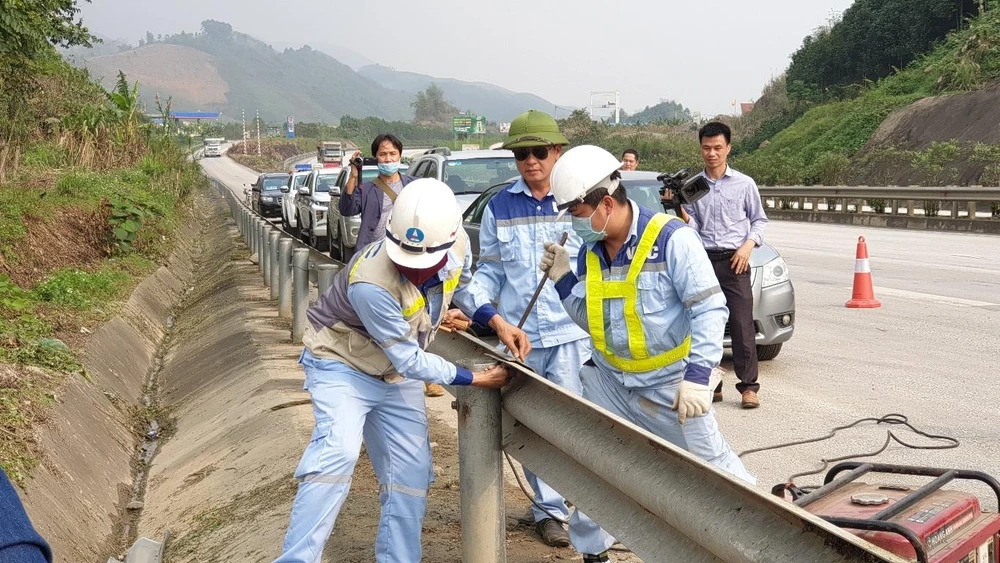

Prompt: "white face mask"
[572,205,610,243]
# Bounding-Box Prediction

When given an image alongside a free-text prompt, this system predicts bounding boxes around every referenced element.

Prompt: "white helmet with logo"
[385,178,462,269]
[550,145,623,218]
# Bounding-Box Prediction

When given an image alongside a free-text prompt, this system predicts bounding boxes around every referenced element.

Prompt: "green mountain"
[358,64,556,123]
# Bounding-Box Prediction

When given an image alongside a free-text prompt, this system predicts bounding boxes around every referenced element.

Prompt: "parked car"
[294,169,338,251]
[406,147,519,213]
[460,171,795,360]
[280,168,311,231]
[248,172,290,218]
[326,163,409,262]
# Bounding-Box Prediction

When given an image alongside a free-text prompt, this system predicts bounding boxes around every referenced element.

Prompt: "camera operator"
[679,122,768,410]
[339,134,416,252]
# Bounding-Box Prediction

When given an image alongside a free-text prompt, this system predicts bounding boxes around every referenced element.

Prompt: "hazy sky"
[78,0,853,117]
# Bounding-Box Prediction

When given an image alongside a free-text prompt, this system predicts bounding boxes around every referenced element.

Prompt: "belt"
[705,248,736,260]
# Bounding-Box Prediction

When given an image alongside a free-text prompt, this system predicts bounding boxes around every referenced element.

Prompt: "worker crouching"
[274,179,526,563]
[540,146,756,562]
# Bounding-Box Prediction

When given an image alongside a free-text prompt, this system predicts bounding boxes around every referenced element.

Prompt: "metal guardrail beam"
[215,176,906,563]
[759,185,1000,202]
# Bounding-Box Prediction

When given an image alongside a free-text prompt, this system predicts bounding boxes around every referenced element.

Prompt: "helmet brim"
[386,240,450,270]
[501,132,569,149]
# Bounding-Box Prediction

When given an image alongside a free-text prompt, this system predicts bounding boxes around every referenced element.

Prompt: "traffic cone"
[846,236,881,308]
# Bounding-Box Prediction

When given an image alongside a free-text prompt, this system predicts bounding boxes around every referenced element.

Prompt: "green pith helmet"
[502,110,569,149]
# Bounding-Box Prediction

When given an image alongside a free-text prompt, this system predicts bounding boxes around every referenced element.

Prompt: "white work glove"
[672,380,712,425]
[539,242,571,282]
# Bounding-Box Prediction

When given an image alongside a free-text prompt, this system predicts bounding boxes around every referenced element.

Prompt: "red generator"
[787,463,1000,562]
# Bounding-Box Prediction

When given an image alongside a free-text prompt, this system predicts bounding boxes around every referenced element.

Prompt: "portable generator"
[776,462,1000,562]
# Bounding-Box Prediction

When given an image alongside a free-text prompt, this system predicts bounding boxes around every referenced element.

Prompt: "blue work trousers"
[519,338,589,523]
[568,363,756,555]
[275,350,433,563]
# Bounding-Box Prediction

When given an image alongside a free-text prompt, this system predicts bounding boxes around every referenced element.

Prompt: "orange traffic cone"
[846,236,881,308]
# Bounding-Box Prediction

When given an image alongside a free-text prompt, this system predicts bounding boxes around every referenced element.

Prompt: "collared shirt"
[554,201,728,389]
[465,178,589,348]
[684,166,768,250]
[349,240,477,386]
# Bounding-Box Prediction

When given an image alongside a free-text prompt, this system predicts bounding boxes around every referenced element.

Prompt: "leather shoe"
[713,391,723,403]
[535,518,570,548]
[741,390,760,409]
[424,383,446,397]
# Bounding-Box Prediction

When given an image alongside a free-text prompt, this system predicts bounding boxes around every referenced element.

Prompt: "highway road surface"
[202,152,1000,506]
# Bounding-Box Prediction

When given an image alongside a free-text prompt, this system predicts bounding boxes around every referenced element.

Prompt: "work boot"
[741,390,760,409]
[535,518,570,548]
[582,551,610,562]
[424,382,446,397]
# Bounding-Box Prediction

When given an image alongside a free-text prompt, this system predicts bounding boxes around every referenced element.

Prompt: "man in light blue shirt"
[680,121,769,408]
[542,145,754,562]
[464,110,589,548]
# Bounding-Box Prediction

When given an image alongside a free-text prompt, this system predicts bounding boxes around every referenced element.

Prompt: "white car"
[406,147,519,213]
[326,163,409,262]
[280,169,311,231]
[294,169,337,251]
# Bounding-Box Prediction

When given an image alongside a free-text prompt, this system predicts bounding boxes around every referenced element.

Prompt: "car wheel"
[281,210,290,231]
[327,224,339,260]
[297,215,309,242]
[756,343,782,361]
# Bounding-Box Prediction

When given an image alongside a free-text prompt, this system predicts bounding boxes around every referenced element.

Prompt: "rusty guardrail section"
[216,177,905,563]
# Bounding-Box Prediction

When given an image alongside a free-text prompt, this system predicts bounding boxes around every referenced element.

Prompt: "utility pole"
[241,109,248,155]
[255,109,262,156]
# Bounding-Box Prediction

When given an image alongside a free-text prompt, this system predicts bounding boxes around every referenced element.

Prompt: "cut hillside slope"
[358,64,556,122]
[84,44,229,109]
[734,8,1000,187]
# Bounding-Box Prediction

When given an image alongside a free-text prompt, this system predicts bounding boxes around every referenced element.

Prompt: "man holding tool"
[464,110,588,548]
[540,145,755,562]
[275,179,529,563]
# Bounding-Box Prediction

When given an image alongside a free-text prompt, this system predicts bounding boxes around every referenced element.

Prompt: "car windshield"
[442,158,518,195]
[293,174,308,187]
[315,175,338,192]
[263,176,289,190]
[621,180,676,216]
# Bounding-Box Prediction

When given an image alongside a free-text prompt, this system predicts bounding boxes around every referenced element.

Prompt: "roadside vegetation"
[1,1,205,483]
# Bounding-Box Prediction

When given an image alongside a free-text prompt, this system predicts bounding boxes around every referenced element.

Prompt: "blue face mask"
[377,161,401,176]
[572,207,610,243]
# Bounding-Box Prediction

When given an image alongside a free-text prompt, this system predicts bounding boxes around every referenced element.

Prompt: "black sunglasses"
[512,146,551,161]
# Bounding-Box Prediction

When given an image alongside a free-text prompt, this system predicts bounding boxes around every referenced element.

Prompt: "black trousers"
[707,251,759,393]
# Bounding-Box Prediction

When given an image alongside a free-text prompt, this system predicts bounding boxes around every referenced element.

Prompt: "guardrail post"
[278,239,293,319]
[262,226,274,286]
[968,201,977,219]
[950,201,959,218]
[454,360,505,563]
[269,231,280,299]
[316,264,339,296]
[257,221,267,272]
[292,248,310,344]
[907,199,915,216]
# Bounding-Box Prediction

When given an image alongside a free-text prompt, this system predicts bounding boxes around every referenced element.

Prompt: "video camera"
[350,156,379,168]
[656,168,711,214]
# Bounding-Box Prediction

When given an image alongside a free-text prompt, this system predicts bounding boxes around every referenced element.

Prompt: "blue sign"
[405,228,425,243]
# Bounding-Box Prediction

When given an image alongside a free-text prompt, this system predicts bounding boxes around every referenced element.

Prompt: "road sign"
[286,116,295,139]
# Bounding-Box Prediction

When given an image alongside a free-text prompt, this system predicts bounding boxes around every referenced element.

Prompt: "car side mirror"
[329,187,341,196]
[279,186,290,193]
[297,187,310,195]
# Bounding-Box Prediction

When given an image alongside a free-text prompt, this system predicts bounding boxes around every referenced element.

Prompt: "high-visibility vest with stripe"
[585,213,692,373]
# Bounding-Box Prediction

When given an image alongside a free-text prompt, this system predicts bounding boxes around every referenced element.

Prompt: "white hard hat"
[550,145,623,218]
[385,178,462,269]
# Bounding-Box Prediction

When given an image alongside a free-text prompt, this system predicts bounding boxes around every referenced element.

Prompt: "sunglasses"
[513,146,551,161]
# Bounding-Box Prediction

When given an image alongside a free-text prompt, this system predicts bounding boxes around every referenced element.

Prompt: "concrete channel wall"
[19,210,199,561]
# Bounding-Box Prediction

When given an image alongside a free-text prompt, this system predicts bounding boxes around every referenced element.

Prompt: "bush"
[32,268,129,310]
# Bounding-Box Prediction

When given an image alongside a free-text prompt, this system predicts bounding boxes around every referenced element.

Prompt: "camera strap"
[372,177,398,203]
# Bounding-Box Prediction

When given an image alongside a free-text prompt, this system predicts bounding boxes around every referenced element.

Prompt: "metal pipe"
[262,226,273,286]
[455,359,505,563]
[278,239,293,319]
[316,264,338,296]
[257,221,267,272]
[269,231,280,300]
[292,248,310,344]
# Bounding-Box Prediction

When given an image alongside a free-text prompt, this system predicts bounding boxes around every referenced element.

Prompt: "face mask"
[397,255,449,286]
[377,161,401,176]
[572,206,610,243]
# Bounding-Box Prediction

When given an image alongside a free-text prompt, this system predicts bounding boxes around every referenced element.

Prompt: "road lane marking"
[862,286,999,308]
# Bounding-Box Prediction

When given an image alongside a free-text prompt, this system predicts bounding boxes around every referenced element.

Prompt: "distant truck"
[317,141,344,165]
[203,137,224,157]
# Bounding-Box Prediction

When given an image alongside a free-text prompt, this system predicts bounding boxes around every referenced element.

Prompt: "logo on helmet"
[405,228,425,243]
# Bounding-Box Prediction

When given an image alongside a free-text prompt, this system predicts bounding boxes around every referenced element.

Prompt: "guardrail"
[759,185,1000,219]
[281,152,315,170]
[216,177,904,563]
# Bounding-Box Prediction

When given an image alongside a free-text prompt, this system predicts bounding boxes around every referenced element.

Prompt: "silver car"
[460,171,795,360]
[407,147,520,213]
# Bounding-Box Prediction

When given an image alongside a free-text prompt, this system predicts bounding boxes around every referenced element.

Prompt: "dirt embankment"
[851,79,1000,186]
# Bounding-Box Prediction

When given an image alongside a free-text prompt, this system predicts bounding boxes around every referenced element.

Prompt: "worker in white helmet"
[274,178,529,563]
[539,145,755,562]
